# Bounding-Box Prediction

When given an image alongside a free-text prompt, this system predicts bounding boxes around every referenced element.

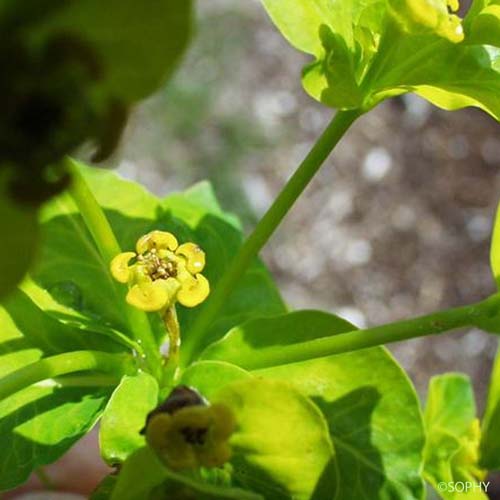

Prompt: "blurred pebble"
[336,307,366,328]
[461,329,488,357]
[447,135,469,160]
[392,205,416,231]
[242,173,273,216]
[466,214,492,242]
[402,94,432,127]
[344,239,372,266]
[362,147,392,182]
[481,136,500,165]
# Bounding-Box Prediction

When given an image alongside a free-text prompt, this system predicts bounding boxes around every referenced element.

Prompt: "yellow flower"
[145,395,235,470]
[389,0,464,42]
[110,230,209,312]
[452,419,487,481]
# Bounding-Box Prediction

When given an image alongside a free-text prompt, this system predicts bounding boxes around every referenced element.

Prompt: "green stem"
[66,159,120,263]
[182,109,361,364]
[66,158,161,377]
[230,295,500,370]
[0,350,134,401]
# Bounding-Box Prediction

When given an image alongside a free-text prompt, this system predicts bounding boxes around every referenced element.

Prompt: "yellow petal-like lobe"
[146,413,197,470]
[136,230,178,254]
[197,442,232,468]
[177,272,210,308]
[175,405,212,429]
[176,243,206,274]
[211,404,236,440]
[110,252,136,283]
[126,281,170,312]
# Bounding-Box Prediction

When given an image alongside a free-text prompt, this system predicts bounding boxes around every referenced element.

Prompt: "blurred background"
[111,0,500,404]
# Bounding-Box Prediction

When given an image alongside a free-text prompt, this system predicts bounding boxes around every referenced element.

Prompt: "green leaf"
[372,42,500,121]
[0,304,114,491]
[480,346,500,470]
[261,0,500,120]
[423,373,487,499]
[0,383,110,491]
[478,203,500,466]
[110,446,166,500]
[465,0,500,46]
[489,201,500,288]
[474,202,500,334]
[99,372,159,465]
[0,306,43,379]
[180,360,252,400]
[111,446,262,500]
[204,310,425,499]
[0,176,38,300]
[215,377,337,500]
[91,475,118,500]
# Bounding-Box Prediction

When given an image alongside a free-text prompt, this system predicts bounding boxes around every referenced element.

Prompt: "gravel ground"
[112,0,500,405]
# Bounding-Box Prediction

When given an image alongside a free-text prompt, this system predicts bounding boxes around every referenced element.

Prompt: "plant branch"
[232,295,500,370]
[0,350,134,401]
[182,109,361,364]
[66,158,161,377]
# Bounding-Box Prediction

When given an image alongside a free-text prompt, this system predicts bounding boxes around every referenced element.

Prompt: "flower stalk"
[163,305,181,368]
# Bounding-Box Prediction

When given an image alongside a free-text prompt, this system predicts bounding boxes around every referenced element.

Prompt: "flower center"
[138,249,177,281]
[181,426,208,446]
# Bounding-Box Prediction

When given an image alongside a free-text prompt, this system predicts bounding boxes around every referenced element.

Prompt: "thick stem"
[66,158,161,377]
[182,110,361,363]
[0,350,134,401]
[228,295,500,371]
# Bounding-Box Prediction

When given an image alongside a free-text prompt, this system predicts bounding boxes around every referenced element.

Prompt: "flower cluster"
[110,230,209,312]
[144,386,235,470]
[453,419,487,481]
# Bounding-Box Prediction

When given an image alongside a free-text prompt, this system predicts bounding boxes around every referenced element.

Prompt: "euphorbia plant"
[3,0,500,499]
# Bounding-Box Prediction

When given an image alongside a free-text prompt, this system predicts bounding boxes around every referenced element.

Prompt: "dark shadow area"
[487,472,500,499]
[312,387,385,499]
[0,337,33,355]
[231,454,292,500]
[2,288,123,354]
